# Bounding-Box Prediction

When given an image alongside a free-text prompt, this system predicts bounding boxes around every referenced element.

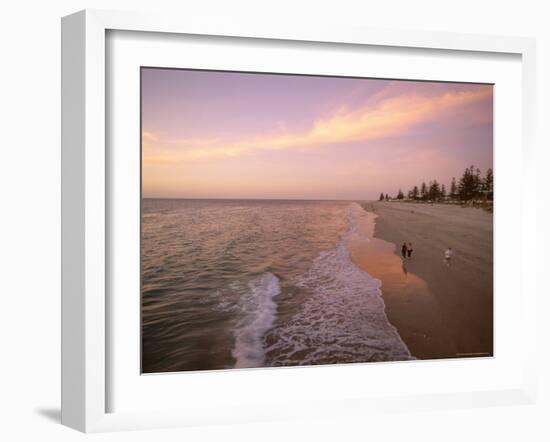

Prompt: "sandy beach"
[355,202,493,360]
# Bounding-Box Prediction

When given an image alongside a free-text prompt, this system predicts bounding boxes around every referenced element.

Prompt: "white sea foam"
[232,272,281,368]
[265,203,412,365]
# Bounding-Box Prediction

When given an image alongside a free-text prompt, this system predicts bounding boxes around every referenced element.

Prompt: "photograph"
[140,67,494,373]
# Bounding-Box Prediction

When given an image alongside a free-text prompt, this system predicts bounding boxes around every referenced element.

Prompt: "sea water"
[141,199,411,372]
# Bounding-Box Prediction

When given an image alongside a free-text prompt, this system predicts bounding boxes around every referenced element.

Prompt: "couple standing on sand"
[401,242,413,259]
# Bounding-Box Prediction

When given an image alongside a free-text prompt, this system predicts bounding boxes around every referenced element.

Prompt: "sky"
[141,68,493,200]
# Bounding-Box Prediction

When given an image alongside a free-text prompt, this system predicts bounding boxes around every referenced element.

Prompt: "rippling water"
[141,199,411,373]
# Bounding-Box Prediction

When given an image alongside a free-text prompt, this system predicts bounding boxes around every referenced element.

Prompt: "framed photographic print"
[61,9,537,432]
[140,68,493,373]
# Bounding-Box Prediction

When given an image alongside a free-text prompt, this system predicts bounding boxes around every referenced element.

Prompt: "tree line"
[379,166,493,203]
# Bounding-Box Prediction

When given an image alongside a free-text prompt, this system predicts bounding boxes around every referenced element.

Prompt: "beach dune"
[358,202,493,360]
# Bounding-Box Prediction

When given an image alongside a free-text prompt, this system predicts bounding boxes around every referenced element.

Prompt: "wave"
[232,272,282,368]
[264,203,412,365]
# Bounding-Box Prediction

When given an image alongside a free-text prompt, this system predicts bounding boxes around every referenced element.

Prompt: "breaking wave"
[264,203,412,365]
[232,272,282,368]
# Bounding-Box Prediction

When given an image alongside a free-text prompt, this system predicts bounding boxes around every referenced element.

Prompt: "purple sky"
[142,68,493,200]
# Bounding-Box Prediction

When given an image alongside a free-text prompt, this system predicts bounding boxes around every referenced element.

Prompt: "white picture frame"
[61,9,537,433]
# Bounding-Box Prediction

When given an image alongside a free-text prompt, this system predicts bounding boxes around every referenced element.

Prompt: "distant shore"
[356,201,493,360]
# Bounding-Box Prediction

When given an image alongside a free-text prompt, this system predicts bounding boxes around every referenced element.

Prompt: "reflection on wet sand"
[346,210,429,296]
[349,235,429,295]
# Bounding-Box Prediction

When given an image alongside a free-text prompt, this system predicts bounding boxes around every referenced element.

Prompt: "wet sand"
[355,202,493,360]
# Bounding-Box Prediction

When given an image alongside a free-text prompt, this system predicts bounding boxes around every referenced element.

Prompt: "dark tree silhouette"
[483,168,493,200]
[393,165,491,205]
[428,180,441,201]
[450,177,457,200]
[420,182,428,201]
[458,165,483,201]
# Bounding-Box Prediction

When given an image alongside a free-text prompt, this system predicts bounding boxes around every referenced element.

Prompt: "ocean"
[141,199,411,373]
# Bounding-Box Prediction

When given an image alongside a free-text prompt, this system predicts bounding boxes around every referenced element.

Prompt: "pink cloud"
[142,82,492,166]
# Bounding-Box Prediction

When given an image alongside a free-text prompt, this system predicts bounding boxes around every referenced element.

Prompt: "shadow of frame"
[34,408,61,423]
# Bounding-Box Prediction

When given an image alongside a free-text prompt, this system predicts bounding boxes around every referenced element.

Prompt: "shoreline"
[357,201,493,360]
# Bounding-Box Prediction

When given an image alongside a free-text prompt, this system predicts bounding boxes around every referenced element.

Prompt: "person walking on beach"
[401,242,407,259]
[444,247,453,266]
[407,242,414,259]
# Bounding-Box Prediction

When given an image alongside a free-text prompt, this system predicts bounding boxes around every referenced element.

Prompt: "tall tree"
[412,185,419,200]
[483,168,494,200]
[420,182,428,201]
[397,189,404,200]
[474,168,482,199]
[379,192,385,201]
[450,177,457,200]
[385,193,389,201]
[429,180,441,201]
[458,167,470,201]
[441,184,447,200]
[458,165,480,201]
